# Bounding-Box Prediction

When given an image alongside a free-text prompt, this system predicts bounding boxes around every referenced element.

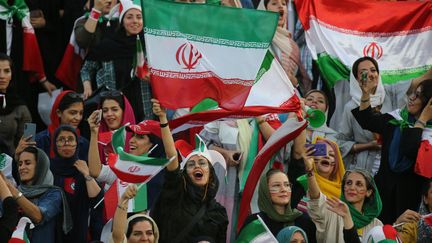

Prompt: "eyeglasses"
[100,90,123,98]
[56,137,77,146]
[185,159,209,170]
[269,182,293,193]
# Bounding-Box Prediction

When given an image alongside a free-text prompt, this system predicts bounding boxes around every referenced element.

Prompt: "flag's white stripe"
[306,20,432,70]
[114,159,164,176]
[250,233,277,243]
[145,35,266,80]
[245,58,295,106]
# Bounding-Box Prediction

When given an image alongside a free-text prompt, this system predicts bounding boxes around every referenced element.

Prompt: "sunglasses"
[100,90,123,98]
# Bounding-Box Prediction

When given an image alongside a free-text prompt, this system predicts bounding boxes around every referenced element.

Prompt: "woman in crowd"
[111,184,159,243]
[0,53,31,155]
[31,90,88,160]
[80,0,152,121]
[240,168,315,241]
[0,171,19,242]
[352,78,432,224]
[397,179,432,242]
[276,226,308,243]
[51,125,103,242]
[305,144,383,243]
[6,147,72,243]
[151,99,228,243]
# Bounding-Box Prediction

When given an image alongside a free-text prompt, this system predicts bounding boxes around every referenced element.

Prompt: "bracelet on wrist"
[160,122,169,128]
[117,204,127,211]
[89,8,102,21]
[14,192,23,201]
[306,169,314,177]
[360,98,370,103]
[416,120,427,127]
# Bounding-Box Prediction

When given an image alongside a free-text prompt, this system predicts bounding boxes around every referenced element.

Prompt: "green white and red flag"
[8,217,34,243]
[296,0,432,87]
[236,215,278,243]
[0,0,46,82]
[143,0,279,111]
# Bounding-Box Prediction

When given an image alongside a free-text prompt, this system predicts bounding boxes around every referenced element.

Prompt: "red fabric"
[151,71,253,111]
[107,153,151,183]
[424,214,432,227]
[382,224,399,240]
[127,120,161,138]
[22,31,46,82]
[63,177,76,195]
[104,180,118,220]
[56,44,83,90]
[415,140,432,178]
[98,96,136,164]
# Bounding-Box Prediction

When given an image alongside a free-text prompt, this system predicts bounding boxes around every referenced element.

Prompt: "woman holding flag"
[150,99,228,243]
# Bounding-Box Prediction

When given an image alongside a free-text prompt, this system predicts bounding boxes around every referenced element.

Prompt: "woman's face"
[305,92,327,113]
[18,152,37,185]
[407,86,424,117]
[128,220,155,243]
[343,172,372,206]
[356,60,379,92]
[0,60,12,93]
[57,102,84,128]
[268,172,291,207]
[266,0,287,27]
[291,231,306,243]
[128,133,153,156]
[123,9,143,36]
[56,130,78,158]
[102,99,124,130]
[185,155,210,187]
[314,143,336,179]
[424,182,432,212]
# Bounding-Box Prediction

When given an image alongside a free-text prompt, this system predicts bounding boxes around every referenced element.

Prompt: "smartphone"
[305,143,327,157]
[23,123,37,142]
[361,71,368,85]
[95,109,102,124]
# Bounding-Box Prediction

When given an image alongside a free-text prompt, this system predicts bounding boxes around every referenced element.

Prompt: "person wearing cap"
[80,0,152,121]
[150,99,228,243]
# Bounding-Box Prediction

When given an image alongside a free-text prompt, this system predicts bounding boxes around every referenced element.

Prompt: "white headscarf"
[349,70,386,108]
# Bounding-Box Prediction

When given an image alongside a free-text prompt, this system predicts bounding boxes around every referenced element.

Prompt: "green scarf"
[258,172,302,225]
[340,169,382,229]
[0,0,28,21]
[389,107,432,129]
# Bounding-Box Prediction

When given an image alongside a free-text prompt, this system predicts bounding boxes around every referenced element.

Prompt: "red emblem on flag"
[128,165,141,173]
[363,42,383,60]
[176,43,202,70]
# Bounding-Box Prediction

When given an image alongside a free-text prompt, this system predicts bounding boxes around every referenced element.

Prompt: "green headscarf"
[0,0,29,21]
[258,170,302,224]
[340,169,382,229]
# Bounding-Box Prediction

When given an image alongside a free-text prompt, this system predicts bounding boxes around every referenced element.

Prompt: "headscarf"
[181,162,219,204]
[17,147,73,233]
[50,125,81,178]
[313,137,345,199]
[340,169,382,229]
[126,214,159,243]
[258,171,302,224]
[48,90,82,158]
[417,197,432,242]
[276,226,308,243]
[349,70,385,108]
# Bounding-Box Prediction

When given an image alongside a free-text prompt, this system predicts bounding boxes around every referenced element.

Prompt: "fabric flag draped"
[56,16,86,90]
[132,35,149,80]
[107,125,171,183]
[104,179,147,219]
[8,217,34,243]
[169,51,302,133]
[143,0,278,111]
[296,0,432,87]
[236,215,278,243]
[0,0,46,82]
[237,118,307,232]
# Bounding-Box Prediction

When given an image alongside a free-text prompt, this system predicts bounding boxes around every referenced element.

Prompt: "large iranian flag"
[296,0,432,87]
[144,0,278,111]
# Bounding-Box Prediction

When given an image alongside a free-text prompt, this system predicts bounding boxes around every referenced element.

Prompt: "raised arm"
[112,185,137,243]
[152,99,178,171]
[88,110,102,178]
[6,180,43,223]
[303,148,320,199]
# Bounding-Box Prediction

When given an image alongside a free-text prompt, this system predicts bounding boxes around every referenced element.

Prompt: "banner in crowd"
[8,217,34,243]
[236,215,278,243]
[143,0,278,111]
[0,0,46,82]
[296,0,432,87]
[169,51,302,133]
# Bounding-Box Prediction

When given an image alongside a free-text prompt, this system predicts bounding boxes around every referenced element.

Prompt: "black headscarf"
[0,91,26,115]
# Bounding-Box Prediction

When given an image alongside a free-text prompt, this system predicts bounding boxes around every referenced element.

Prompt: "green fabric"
[0,0,28,21]
[340,169,382,229]
[258,172,302,224]
[389,107,432,129]
[239,120,258,192]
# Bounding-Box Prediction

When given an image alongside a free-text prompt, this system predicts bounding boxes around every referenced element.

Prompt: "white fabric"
[96,164,117,186]
[349,70,386,108]
[118,0,141,22]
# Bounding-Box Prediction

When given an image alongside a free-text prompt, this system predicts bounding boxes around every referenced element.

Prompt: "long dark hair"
[58,92,84,112]
[416,79,432,112]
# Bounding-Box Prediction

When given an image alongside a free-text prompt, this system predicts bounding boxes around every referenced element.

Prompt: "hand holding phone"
[23,123,37,142]
[305,143,327,157]
[95,109,102,124]
[361,71,368,86]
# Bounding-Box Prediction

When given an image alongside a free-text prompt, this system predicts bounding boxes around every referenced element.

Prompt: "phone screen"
[23,123,37,141]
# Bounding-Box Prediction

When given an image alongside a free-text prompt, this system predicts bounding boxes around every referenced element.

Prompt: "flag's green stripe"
[239,120,258,192]
[117,147,169,166]
[236,219,266,243]
[144,0,277,44]
[254,51,274,84]
[133,183,147,211]
[24,231,30,243]
[112,126,126,153]
[317,53,431,87]
[191,98,218,113]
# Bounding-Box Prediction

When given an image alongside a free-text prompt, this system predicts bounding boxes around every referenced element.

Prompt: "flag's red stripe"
[104,181,118,220]
[107,154,151,183]
[56,44,83,90]
[22,32,45,82]
[237,121,307,232]
[151,73,253,111]
[296,0,432,33]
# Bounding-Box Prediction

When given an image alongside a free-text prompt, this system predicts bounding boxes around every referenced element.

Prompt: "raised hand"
[120,184,137,202]
[151,98,167,119]
[302,145,315,171]
[326,197,350,218]
[87,110,101,134]
[419,97,432,123]
[394,209,421,225]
